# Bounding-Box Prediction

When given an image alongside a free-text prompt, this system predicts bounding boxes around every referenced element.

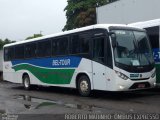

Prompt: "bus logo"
[130,74,139,78]
[52,59,71,67]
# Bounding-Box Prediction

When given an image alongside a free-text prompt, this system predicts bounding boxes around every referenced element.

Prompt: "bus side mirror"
[109,32,117,48]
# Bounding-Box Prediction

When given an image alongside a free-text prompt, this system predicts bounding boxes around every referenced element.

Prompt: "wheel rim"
[24,77,29,88]
[80,80,88,93]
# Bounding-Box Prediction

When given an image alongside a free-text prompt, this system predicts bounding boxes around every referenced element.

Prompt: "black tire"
[23,75,31,90]
[78,75,91,97]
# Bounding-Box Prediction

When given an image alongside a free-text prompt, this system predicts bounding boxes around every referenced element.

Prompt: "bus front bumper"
[115,77,156,91]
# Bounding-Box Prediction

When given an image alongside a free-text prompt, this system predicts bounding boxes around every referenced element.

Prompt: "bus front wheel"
[23,75,31,90]
[78,75,91,97]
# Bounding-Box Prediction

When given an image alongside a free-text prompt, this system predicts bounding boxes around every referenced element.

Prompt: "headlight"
[115,71,129,80]
[151,70,156,78]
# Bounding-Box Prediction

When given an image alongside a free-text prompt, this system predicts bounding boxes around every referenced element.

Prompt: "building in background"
[97,0,160,24]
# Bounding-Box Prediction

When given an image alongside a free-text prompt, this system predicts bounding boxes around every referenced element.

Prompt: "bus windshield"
[112,30,154,66]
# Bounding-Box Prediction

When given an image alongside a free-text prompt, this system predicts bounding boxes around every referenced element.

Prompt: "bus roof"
[4,24,137,47]
[129,19,160,29]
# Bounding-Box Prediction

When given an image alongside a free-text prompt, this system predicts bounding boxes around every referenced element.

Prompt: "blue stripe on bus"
[11,56,82,68]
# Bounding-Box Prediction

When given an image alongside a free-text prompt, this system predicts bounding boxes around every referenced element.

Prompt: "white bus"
[3,24,156,96]
[129,19,160,85]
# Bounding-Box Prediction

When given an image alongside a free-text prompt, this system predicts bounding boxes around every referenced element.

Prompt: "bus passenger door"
[92,37,106,90]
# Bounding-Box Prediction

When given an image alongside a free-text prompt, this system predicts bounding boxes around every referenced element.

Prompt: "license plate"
[138,84,145,88]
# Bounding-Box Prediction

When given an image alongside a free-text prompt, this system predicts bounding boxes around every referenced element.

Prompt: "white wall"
[97,0,160,24]
[0,50,3,71]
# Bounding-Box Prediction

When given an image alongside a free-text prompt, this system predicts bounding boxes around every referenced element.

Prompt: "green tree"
[75,8,96,28]
[0,38,15,50]
[0,39,4,50]
[63,0,118,31]
[26,33,43,40]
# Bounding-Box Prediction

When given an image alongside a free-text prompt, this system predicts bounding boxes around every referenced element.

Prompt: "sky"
[0,0,67,41]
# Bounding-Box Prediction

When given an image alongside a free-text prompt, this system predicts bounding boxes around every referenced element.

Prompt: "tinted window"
[106,37,113,68]
[15,45,24,59]
[79,34,89,53]
[52,39,58,56]
[25,43,37,58]
[58,37,69,55]
[71,35,79,54]
[37,40,51,57]
[93,37,104,63]
[52,37,69,56]
[4,47,14,61]
[145,26,159,48]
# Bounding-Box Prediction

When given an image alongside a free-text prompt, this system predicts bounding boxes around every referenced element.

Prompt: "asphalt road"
[0,81,160,120]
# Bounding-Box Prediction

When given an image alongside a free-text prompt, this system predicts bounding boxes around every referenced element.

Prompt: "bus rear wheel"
[23,75,31,90]
[78,75,91,97]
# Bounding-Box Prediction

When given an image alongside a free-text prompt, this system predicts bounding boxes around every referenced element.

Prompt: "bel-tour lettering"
[52,59,71,66]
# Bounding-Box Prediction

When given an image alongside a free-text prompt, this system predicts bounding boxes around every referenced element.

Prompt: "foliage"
[0,33,43,50]
[75,7,96,28]
[26,34,43,40]
[63,0,118,31]
[0,38,15,50]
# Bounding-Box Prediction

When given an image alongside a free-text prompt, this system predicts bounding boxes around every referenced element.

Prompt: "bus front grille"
[129,82,151,89]
[131,78,150,81]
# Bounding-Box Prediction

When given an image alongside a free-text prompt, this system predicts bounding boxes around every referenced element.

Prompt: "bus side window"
[57,37,69,55]
[4,47,14,61]
[52,37,69,56]
[93,37,105,64]
[4,48,9,61]
[79,35,89,54]
[37,40,51,57]
[71,35,80,54]
[15,45,24,59]
[106,37,113,68]
[25,43,37,58]
[52,39,58,56]
[145,26,159,49]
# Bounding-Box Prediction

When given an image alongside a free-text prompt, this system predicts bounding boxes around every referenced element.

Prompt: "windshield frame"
[109,26,155,73]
